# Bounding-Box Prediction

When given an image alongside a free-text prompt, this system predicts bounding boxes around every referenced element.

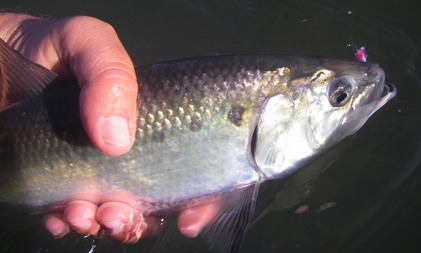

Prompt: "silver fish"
[0,38,395,252]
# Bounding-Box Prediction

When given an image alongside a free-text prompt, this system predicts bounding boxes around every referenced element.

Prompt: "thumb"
[52,16,138,156]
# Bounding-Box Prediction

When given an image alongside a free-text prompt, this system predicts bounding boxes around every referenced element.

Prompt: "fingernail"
[102,116,130,148]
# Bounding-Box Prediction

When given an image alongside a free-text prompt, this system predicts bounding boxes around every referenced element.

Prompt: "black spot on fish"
[228,106,245,126]
[190,122,201,132]
[153,130,165,142]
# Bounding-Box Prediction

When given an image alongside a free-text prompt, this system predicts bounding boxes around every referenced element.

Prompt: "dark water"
[0,0,420,252]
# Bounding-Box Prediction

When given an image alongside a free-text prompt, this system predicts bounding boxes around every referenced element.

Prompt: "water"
[0,0,420,252]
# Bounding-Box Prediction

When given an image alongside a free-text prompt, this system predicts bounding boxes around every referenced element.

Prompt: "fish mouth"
[382,83,396,98]
[376,83,396,110]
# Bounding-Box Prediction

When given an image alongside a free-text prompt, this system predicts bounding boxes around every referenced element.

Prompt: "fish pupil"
[336,93,348,104]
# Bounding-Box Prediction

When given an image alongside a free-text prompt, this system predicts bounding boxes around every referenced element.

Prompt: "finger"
[97,202,158,243]
[63,200,101,236]
[178,201,219,238]
[51,16,138,156]
[41,213,71,238]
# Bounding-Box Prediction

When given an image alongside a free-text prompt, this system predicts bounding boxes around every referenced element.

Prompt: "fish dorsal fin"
[0,38,74,108]
[201,184,259,253]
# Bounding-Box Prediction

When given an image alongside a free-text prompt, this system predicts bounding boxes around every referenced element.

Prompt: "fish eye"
[328,78,352,107]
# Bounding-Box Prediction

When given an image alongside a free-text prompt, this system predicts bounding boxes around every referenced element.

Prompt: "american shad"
[0,38,395,252]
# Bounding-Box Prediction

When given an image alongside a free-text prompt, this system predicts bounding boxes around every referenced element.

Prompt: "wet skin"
[0,13,217,242]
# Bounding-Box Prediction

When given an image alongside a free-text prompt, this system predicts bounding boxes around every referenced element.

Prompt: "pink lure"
[354,46,368,62]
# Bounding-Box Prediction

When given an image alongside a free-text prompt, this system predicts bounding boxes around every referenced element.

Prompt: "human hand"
[0,13,217,243]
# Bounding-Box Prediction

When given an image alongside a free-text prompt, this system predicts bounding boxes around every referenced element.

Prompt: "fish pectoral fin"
[200,184,259,253]
[0,38,75,109]
[149,214,179,253]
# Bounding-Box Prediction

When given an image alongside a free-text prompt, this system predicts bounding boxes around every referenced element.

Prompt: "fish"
[0,38,396,252]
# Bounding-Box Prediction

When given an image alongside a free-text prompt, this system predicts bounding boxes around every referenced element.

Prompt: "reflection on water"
[1,0,421,252]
